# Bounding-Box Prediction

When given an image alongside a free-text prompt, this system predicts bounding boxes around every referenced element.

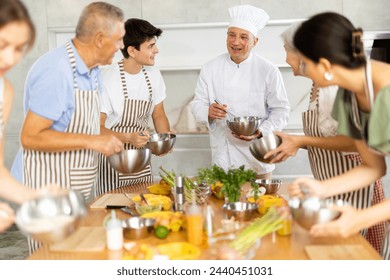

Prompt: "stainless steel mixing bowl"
[253,179,282,194]
[15,190,87,243]
[249,133,282,163]
[146,133,176,155]
[288,197,343,230]
[226,116,261,136]
[108,148,151,174]
[222,202,258,221]
[122,217,156,240]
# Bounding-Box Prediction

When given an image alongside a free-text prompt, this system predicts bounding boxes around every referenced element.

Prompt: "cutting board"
[49,227,106,252]
[305,245,374,260]
[90,193,134,209]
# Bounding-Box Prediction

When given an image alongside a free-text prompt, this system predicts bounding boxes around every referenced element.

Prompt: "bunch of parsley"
[197,165,258,202]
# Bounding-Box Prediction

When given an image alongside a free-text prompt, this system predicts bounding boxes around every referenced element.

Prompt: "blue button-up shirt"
[11,41,102,181]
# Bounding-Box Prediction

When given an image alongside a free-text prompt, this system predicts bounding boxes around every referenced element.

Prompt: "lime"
[155,225,169,239]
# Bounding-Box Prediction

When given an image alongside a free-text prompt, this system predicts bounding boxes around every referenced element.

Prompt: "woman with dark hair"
[289,12,390,259]
[265,23,385,254]
[0,0,40,232]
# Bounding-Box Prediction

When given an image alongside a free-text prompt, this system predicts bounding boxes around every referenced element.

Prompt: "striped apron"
[303,85,385,254]
[96,60,153,196]
[23,42,100,254]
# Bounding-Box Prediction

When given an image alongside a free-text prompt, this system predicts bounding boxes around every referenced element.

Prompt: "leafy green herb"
[197,165,259,202]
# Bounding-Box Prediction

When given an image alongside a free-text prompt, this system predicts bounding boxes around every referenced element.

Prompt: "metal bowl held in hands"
[15,190,87,244]
[249,133,282,163]
[254,179,282,194]
[226,116,261,136]
[288,197,343,230]
[146,133,176,155]
[122,217,156,240]
[222,202,258,221]
[108,148,151,174]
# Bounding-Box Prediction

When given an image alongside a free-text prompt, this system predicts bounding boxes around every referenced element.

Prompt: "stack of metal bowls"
[226,116,261,136]
[288,197,343,230]
[108,148,151,174]
[15,190,87,243]
[249,133,282,163]
[146,133,176,155]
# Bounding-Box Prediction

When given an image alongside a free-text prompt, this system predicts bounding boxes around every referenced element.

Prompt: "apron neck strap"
[364,58,375,110]
[65,42,79,90]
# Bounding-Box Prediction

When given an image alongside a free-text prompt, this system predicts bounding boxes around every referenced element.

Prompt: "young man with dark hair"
[96,18,170,195]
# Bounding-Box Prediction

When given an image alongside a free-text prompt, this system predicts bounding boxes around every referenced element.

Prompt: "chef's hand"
[128,131,150,148]
[208,102,227,120]
[264,132,299,163]
[0,203,15,233]
[92,135,124,156]
[289,177,327,198]
[310,204,360,238]
[233,129,261,141]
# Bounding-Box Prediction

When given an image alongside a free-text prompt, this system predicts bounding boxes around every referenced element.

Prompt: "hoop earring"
[324,71,334,81]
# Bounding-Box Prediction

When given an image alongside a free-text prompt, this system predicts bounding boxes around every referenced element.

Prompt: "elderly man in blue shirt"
[11,3,124,210]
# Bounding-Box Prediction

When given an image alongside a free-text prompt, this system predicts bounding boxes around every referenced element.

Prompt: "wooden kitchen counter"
[27,182,382,260]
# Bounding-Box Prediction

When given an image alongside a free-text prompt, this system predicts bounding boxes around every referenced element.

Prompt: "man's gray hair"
[75,2,124,40]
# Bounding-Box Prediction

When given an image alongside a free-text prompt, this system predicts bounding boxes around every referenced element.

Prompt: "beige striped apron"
[23,42,100,254]
[304,81,386,255]
[96,60,153,196]
[303,87,373,229]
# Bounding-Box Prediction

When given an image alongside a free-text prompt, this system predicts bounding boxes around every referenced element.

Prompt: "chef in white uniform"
[190,5,289,177]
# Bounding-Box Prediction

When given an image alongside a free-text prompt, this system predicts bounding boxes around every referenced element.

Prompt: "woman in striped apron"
[23,43,100,253]
[96,18,170,196]
[303,85,385,253]
[266,23,386,254]
[289,12,390,259]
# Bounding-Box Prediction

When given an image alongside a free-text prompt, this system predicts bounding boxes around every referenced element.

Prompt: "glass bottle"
[105,210,123,250]
[186,190,203,246]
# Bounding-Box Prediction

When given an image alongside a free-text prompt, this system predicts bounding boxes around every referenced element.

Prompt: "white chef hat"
[228,5,270,36]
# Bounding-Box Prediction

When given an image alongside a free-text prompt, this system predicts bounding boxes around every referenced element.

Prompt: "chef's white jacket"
[190,53,290,174]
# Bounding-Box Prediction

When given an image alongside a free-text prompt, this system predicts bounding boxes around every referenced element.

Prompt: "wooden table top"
[28,182,382,260]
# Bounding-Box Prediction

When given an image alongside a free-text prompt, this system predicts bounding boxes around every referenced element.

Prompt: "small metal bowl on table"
[253,179,282,195]
[122,217,156,240]
[222,202,258,221]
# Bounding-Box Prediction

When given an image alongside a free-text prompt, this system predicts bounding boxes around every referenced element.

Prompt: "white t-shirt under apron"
[100,63,167,128]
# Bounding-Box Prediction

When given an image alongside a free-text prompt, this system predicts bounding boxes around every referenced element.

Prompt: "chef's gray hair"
[75,2,124,41]
[280,22,301,53]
